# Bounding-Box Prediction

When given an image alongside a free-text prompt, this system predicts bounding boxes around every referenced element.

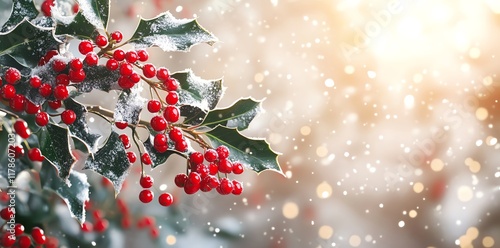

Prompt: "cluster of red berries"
[7,120,44,162]
[0,208,56,247]
[138,174,174,207]
[80,206,109,234]
[175,145,244,195]
[41,0,79,17]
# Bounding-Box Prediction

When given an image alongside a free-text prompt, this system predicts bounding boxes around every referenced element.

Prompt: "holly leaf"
[83,131,131,196]
[205,126,282,174]
[40,161,90,224]
[75,65,121,93]
[0,20,62,67]
[64,97,102,154]
[200,98,262,130]
[142,134,192,169]
[172,69,224,125]
[1,0,39,32]
[128,11,217,52]
[39,123,76,179]
[114,87,146,125]
[55,11,97,40]
[76,0,110,30]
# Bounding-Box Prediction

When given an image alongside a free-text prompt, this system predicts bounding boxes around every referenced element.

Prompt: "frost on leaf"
[76,0,109,30]
[129,11,217,52]
[64,97,102,154]
[75,65,121,93]
[38,123,77,180]
[0,0,39,32]
[83,132,131,196]
[114,86,146,125]
[40,161,90,224]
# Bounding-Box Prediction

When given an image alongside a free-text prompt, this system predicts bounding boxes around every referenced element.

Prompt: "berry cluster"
[0,208,57,248]
[7,120,45,162]
[138,174,174,207]
[175,145,244,195]
[41,0,79,17]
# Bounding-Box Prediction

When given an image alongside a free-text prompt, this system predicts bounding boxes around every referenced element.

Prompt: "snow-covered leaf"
[76,0,109,30]
[39,123,77,179]
[0,0,38,32]
[83,131,131,196]
[205,126,283,174]
[40,161,90,224]
[55,11,97,40]
[75,65,121,93]
[128,11,217,52]
[64,97,102,154]
[114,87,146,125]
[200,98,262,130]
[0,20,62,67]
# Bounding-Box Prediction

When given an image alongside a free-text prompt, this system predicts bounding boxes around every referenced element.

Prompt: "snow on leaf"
[200,98,262,130]
[75,0,109,30]
[39,123,77,180]
[0,20,62,67]
[205,126,283,174]
[83,131,131,196]
[128,11,217,52]
[75,65,121,93]
[55,11,97,40]
[114,86,146,125]
[40,161,90,224]
[64,97,102,154]
[0,0,39,32]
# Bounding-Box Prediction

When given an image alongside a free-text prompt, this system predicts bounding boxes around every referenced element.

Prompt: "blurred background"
[5,0,500,247]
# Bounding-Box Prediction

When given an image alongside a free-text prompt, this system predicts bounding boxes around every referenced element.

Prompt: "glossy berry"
[95,34,108,47]
[9,94,25,112]
[142,63,156,78]
[184,181,200,194]
[139,189,154,203]
[69,58,83,70]
[141,153,152,165]
[35,112,49,126]
[47,100,61,110]
[163,105,180,123]
[174,173,188,187]
[1,232,15,247]
[137,49,149,62]
[31,227,46,245]
[158,193,173,207]
[61,109,76,125]
[84,52,99,66]
[165,91,179,105]
[10,144,24,158]
[232,180,243,195]
[14,119,30,139]
[129,72,141,83]
[120,62,133,76]
[150,116,167,131]
[56,74,70,85]
[0,207,14,220]
[18,235,31,248]
[154,133,168,147]
[24,100,41,114]
[15,223,25,236]
[140,175,154,188]
[156,67,169,80]
[72,3,79,13]
[53,85,69,100]
[78,40,93,55]
[30,76,42,88]
[106,59,118,70]
[206,175,220,188]
[216,145,230,159]
[168,127,183,142]
[94,219,109,232]
[147,99,161,113]
[5,67,21,84]
[113,49,125,61]
[38,83,52,98]
[52,59,67,72]
[125,51,138,63]
[175,139,188,152]
[1,84,16,99]
[188,172,202,184]
[196,164,210,178]
[218,178,233,195]
[232,161,244,174]
[41,0,54,16]
[189,152,204,166]
[69,69,86,82]
[115,121,128,129]
[118,75,134,89]
[127,151,136,163]
[119,134,131,149]
[208,162,218,175]
[164,77,179,91]
[111,31,123,43]
[218,159,233,174]
[204,149,218,162]
[28,148,44,162]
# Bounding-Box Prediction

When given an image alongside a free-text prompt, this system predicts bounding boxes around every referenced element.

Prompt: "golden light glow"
[430,159,444,172]
[316,181,333,199]
[282,202,299,219]
[482,236,495,247]
[166,235,176,245]
[413,182,424,193]
[318,225,334,239]
[457,186,473,202]
[349,235,361,247]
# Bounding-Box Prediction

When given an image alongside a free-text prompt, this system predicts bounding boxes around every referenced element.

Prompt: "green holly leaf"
[55,11,97,40]
[172,69,224,125]
[40,161,90,224]
[76,0,110,30]
[39,123,77,179]
[128,11,217,52]
[0,20,62,67]
[114,87,146,125]
[1,0,39,32]
[75,65,121,93]
[142,134,193,169]
[205,126,282,174]
[200,98,262,130]
[64,97,102,154]
[83,131,131,196]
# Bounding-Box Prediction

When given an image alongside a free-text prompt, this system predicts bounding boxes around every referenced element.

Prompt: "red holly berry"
[1,84,16,99]
[174,173,188,187]
[14,119,30,139]
[232,161,244,174]
[140,175,154,188]
[10,144,24,158]
[154,133,168,147]
[29,76,42,88]
[206,175,219,188]
[158,193,173,206]
[127,151,136,163]
[28,148,44,162]
[41,0,54,16]
[94,219,109,232]
[164,77,179,91]
[137,49,149,62]
[35,112,49,126]
[165,91,179,105]
[175,139,188,152]
[119,134,131,149]
[218,178,233,195]
[189,152,204,166]
[0,207,14,220]
[44,50,59,61]
[118,75,134,89]
[204,149,218,162]
[95,34,108,47]
[139,189,154,203]
[208,162,218,175]
[120,62,133,76]
[53,85,69,100]
[196,164,210,178]
[129,72,141,83]
[188,171,202,184]
[147,99,161,113]
[216,145,230,159]
[142,63,156,78]
[78,40,93,55]
[24,100,41,114]
[38,83,52,98]
[141,153,152,165]
[81,222,93,232]
[113,49,126,61]
[115,121,128,129]
[47,100,62,110]
[9,94,26,112]
[84,52,99,66]
[69,58,83,70]
[125,51,138,63]
[55,74,70,85]
[69,69,86,82]
[18,235,31,248]
[106,59,119,70]
[218,159,233,174]
[232,180,243,195]
[1,232,15,247]
[52,59,67,72]
[184,181,200,194]
[111,31,123,43]
[5,67,21,84]
[15,223,25,236]
[72,3,79,13]
[168,127,183,142]
[31,227,46,245]
[156,67,169,80]
[61,109,76,125]
[150,116,167,131]
[163,105,180,123]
